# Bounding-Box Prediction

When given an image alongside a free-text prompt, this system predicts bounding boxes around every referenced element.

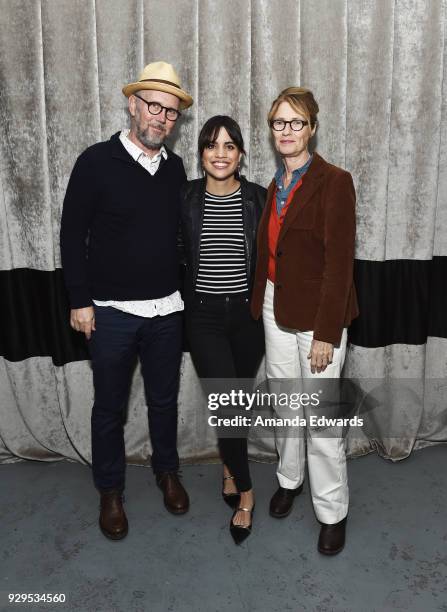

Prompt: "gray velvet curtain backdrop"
[0,0,446,465]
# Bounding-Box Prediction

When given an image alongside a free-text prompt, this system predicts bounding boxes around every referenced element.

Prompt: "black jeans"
[186,293,265,491]
[87,306,182,491]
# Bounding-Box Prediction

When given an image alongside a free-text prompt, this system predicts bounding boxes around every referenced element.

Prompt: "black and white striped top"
[196,188,248,294]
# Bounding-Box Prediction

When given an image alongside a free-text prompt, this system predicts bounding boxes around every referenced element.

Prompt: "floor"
[1,445,446,612]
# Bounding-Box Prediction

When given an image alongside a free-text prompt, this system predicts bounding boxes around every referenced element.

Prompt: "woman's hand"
[307,339,334,374]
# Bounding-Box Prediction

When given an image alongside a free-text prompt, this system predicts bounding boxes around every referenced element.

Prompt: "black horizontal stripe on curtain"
[349,257,447,347]
[0,268,88,365]
[0,266,188,365]
[428,257,447,340]
[1,259,446,364]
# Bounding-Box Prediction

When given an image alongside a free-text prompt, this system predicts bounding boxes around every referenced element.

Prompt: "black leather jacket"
[180,176,266,303]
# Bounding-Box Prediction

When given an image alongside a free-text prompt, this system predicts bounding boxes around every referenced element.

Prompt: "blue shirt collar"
[275,153,313,187]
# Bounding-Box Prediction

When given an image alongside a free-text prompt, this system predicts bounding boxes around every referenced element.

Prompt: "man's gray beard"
[136,124,165,150]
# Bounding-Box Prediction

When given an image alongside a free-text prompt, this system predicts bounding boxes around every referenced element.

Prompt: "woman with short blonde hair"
[251,86,359,555]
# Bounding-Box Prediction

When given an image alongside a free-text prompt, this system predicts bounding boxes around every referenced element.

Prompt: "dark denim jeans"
[88,305,182,491]
[186,293,265,491]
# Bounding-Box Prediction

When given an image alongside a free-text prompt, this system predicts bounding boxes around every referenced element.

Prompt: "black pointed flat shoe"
[222,475,240,509]
[229,505,255,545]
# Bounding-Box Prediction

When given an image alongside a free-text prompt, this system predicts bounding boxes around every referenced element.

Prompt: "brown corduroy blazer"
[250,152,359,346]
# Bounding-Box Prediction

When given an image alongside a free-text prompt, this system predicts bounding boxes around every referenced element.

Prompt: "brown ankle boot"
[99,490,128,540]
[156,472,189,515]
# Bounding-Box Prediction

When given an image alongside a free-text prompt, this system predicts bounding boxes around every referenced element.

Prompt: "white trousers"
[263,279,349,524]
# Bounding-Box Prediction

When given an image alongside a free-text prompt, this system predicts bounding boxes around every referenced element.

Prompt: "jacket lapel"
[278,153,326,244]
[191,179,206,280]
[240,177,254,265]
[257,180,276,248]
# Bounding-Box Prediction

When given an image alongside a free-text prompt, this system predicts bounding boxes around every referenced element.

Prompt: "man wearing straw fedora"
[60,62,193,540]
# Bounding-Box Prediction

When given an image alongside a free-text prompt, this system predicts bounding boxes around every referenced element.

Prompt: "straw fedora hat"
[122,61,193,109]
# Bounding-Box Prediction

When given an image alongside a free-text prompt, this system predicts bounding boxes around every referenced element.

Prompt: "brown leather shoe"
[269,484,303,518]
[156,472,189,515]
[318,517,347,555]
[99,490,128,540]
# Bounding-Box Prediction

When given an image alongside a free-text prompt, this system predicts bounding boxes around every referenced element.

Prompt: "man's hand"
[70,306,96,340]
[307,339,334,374]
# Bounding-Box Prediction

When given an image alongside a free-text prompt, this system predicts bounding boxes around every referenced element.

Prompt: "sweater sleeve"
[60,151,97,308]
[313,171,356,345]
[179,158,187,184]
[176,161,188,264]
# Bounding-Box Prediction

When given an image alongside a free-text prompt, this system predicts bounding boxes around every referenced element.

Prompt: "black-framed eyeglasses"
[133,93,181,121]
[270,119,309,132]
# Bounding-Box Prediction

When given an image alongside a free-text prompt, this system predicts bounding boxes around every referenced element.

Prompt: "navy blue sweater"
[60,132,187,308]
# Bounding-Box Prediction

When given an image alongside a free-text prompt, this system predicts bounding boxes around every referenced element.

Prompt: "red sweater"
[267,179,303,281]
